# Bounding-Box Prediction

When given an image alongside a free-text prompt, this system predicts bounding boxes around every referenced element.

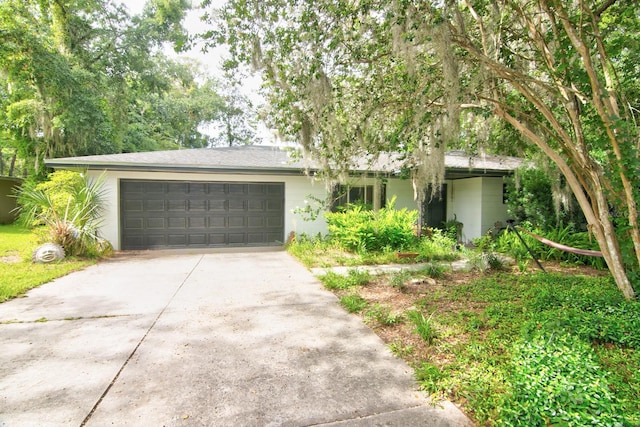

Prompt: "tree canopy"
[0,0,255,177]
[206,0,640,298]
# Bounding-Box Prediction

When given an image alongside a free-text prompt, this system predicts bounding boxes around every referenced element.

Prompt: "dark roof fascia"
[45,161,516,179]
[44,161,313,176]
[445,168,515,180]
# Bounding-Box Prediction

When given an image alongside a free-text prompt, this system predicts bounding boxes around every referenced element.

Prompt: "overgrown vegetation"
[0,223,93,302]
[490,224,606,270]
[16,171,112,258]
[293,243,640,425]
[324,198,418,252]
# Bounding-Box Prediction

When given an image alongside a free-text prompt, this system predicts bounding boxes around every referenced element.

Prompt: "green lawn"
[0,223,94,302]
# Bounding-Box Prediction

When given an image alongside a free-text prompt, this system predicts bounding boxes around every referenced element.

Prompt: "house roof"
[45,145,522,178]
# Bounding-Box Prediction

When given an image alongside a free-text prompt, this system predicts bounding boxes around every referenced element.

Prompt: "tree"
[205,0,639,298]
[0,0,239,176]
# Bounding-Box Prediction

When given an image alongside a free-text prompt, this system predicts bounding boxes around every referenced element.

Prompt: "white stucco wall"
[481,177,509,233]
[447,176,509,242]
[449,178,482,242]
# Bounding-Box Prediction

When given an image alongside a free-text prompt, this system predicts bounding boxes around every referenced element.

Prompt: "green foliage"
[325,197,418,252]
[389,339,414,358]
[419,263,447,279]
[494,225,606,269]
[505,168,587,231]
[521,275,640,349]
[339,293,369,313]
[417,228,458,261]
[389,270,411,291]
[413,272,640,424]
[319,269,371,290]
[408,310,437,345]
[468,252,507,273]
[0,0,243,176]
[366,304,404,326]
[415,362,449,395]
[16,171,111,257]
[498,334,623,427]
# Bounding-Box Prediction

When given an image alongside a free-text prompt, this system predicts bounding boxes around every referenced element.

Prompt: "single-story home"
[45,145,522,251]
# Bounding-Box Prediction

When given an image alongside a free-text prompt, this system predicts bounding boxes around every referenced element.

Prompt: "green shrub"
[325,196,418,252]
[494,224,605,269]
[319,269,371,290]
[505,168,587,231]
[417,228,458,261]
[498,334,623,427]
[16,171,111,258]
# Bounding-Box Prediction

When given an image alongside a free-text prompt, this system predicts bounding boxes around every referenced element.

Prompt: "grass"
[289,237,640,425]
[0,223,94,302]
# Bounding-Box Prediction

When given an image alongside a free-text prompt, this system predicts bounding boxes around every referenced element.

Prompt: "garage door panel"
[188,234,207,245]
[228,233,246,244]
[228,216,245,227]
[168,200,186,211]
[146,218,165,229]
[248,200,264,211]
[167,217,186,228]
[228,183,246,194]
[209,233,226,244]
[144,200,165,211]
[188,217,206,228]
[270,186,284,196]
[266,200,283,211]
[145,182,165,193]
[124,200,143,212]
[120,180,284,250]
[208,216,226,227]
[189,183,207,194]
[146,235,167,247]
[187,199,207,211]
[167,182,188,193]
[209,200,226,211]
[124,218,144,230]
[228,200,245,210]
[247,216,265,228]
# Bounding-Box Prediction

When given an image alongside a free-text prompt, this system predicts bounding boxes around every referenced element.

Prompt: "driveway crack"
[79,254,205,427]
[0,314,131,325]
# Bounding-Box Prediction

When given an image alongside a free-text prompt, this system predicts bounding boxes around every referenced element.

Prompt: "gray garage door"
[120,180,285,250]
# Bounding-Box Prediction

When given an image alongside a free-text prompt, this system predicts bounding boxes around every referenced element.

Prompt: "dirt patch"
[0,251,22,264]
[330,260,608,386]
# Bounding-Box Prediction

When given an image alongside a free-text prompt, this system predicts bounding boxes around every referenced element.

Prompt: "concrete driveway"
[0,250,470,427]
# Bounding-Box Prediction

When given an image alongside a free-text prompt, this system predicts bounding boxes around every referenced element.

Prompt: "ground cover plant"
[298,243,640,426]
[0,223,93,302]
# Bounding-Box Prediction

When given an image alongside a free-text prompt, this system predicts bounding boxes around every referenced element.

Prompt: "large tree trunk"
[499,109,636,299]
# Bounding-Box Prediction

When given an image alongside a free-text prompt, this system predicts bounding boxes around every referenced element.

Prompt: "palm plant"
[16,171,111,257]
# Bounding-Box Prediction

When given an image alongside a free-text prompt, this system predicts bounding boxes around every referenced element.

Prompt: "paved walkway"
[0,250,471,426]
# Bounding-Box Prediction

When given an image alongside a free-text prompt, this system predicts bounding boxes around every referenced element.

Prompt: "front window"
[331,184,386,211]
